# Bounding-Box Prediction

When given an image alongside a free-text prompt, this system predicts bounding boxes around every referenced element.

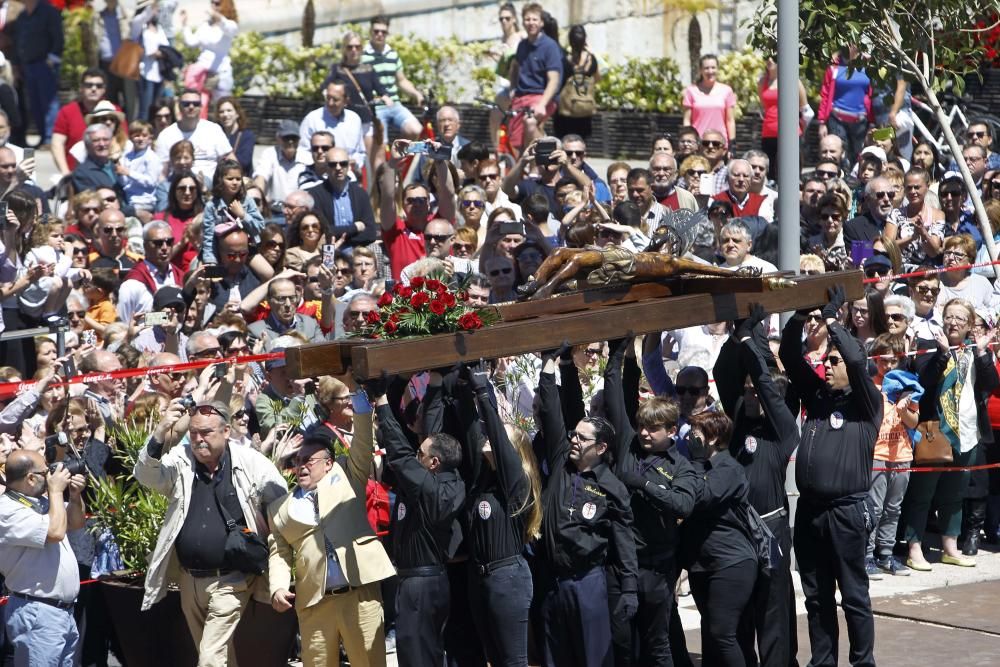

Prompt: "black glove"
[541,341,572,364]
[618,469,646,491]
[607,337,633,358]
[559,342,576,363]
[614,591,639,620]
[462,360,491,393]
[734,303,768,341]
[360,371,390,400]
[820,284,846,321]
[688,434,710,462]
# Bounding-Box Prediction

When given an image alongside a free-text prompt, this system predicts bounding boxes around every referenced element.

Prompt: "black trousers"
[739,514,798,667]
[541,566,613,667]
[610,563,676,667]
[396,571,450,667]
[445,561,486,667]
[689,560,757,667]
[794,497,876,667]
[468,556,533,667]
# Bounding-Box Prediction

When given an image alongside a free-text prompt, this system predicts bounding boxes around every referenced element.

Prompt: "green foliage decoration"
[717,48,766,118]
[596,57,684,112]
[61,8,98,89]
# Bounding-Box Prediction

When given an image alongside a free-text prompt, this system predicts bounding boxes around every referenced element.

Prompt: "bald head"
[424,218,456,258]
[819,134,845,164]
[4,449,44,485]
[150,352,182,367]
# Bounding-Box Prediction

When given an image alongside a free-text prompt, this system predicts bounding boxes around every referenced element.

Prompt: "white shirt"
[0,494,82,603]
[958,352,980,453]
[484,191,523,220]
[399,256,475,285]
[117,260,181,323]
[183,17,238,73]
[289,476,350,591]
[154,120,232,184]
[721,253,779,274]
[298,107,366,169]
[254,146,311,205]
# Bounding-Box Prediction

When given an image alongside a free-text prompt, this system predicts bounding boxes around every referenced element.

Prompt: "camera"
[180,395,197,411]
[48,455,88,477]
[534,138,557,165]
[429,142,453,162]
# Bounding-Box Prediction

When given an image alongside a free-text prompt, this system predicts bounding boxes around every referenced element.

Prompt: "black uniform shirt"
[378,404,466,569]
[537,370,638,590]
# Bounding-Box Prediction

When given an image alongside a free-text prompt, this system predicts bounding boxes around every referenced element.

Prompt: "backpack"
[557,52,596,118]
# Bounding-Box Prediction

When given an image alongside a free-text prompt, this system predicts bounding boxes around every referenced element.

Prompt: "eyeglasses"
[294,454,331,468]
[461,200,485,208]
[306,276,320,283]
[332,393,354,402]
[805,313,824,322]
[489,267,512,276]
[825,356,844,367]
[180,100,202,109]
[226,251,249,260]
[914,285,940,296]
[968,130,988,139]
[102,226,126,235]
[872,191,893,200]
[327,160,350,169]
[943,250,969,259]
[565,150,585,157]
[425,233,452,243]
[82,81,105,90]
[177,184,197,192]
[944,315,970,325]
[405,196,429,206]
[701,140,724,148]
[149,238,175,247]
[478,172,500,181]
[568,430,596,443]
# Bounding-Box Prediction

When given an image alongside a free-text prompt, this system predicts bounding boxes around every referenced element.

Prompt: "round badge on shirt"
[478,501,492,520]
[397,502,406,520]
[582,502,597,520]
[744,435,758,454]
[829,411,845,430]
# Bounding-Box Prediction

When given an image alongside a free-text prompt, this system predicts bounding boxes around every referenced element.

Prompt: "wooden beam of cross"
[284,271,864,380]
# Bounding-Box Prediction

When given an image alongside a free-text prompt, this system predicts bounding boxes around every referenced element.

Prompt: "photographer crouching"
[0,451,88,665]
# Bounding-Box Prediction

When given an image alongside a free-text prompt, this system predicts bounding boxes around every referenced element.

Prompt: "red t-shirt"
[383,217,426,281]
[53,100,128,171]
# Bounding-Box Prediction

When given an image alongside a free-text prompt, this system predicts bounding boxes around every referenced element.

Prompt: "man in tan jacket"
[268,390,395,667]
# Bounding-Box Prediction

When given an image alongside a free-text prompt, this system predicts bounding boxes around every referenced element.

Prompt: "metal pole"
[777,0,800,274]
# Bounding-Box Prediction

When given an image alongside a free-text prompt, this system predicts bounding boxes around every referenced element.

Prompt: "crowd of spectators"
[3,1,1000,667]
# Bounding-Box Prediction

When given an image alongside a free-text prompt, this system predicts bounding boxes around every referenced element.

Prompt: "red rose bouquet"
[356,277,496,339]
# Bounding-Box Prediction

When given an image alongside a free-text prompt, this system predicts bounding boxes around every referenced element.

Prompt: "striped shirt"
[361,44,401,107]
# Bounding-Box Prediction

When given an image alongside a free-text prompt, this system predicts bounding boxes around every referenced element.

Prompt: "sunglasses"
[336,267,352,275]
[327,160,350,169]
[686,169,707,177]
[887,313,907,322]
[72,247,88,255]
[149,238,175,247]
[701,140,724,148]
[425,233,452,243]
[805,313,824,322]
[177,184,198,192]
[102,226,126,235]
[915,285,940,296]
[478,172,500,181]
[405,197,429,206]
[233,409,248,420]
[191,348,222,359]
[461,200,485,208]
[226,251,249,260]
[489,267,512,276]
[263,240,285,249]
[940,190,963,199]
[68,310,86,318]
[815,169,838,178]
[968,130,987,139]
[872,191,893,200]
[82,81,105,90]
[191,403,227,419]
[565,150,585,157]
[312,144,333,152]
[584,348,602,356]
[180,100,202,108]
[452,242,475,253]
[80,206,101,214]
[372,28,388,35]
[820,213,842,221]
[675,386,706,396]
[825,356,844,367]
[306,276,320,284]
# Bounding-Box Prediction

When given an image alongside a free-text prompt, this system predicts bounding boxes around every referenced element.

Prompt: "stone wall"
[175,0,761,84]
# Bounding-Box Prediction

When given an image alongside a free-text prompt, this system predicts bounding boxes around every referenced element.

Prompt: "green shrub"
[596,57,684,112]
[61,8,97,88]
[717,48,766,118]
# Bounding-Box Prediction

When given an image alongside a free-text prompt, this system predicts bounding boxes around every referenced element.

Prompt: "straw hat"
[85,100,126,127]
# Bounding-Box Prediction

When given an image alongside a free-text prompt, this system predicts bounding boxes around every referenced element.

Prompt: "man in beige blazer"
[267,392,395,667]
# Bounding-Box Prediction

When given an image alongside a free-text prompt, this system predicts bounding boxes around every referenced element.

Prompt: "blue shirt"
[331,183,354,229]
[942,212,983,249]
[99,9,122,61]
[514,33,563,95]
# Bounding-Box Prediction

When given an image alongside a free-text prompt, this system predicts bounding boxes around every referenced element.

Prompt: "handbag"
[557,52,596,118]
[213,482,269,575]
[109,40,143,81]
[914,420,954,465]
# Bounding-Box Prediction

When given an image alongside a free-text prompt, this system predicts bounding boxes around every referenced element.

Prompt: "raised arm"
[538,352,570,472]
[641,332,675,398]
[379,156,400,231]
[741,332,799,459]
[603,337,636,465]
[824,286,880,420]
[779,313,823,396]
[468,364,529,508]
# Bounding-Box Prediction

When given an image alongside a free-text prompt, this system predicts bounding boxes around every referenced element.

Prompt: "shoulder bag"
[913,420,954,464]
[213,482,269,575]
[557,52,596,118]
[109,40,143,81]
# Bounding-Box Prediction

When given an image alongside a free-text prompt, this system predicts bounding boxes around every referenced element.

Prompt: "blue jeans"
[375,103,417,142]
[4,596,79,666]
[468,556,533,667]
[24,61,60,143]
[138,79,164,124]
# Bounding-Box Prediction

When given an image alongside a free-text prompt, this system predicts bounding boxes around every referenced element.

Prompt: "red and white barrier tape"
[860,259,1000,284]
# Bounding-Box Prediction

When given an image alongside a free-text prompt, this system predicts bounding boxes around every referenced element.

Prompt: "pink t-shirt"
[683,83,737,141]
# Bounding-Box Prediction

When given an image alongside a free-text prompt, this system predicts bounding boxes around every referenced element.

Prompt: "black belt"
[325,585,356,596]
[185,567,233,578]
[475,555,520,576]
[397,565,446,578]
[8,591,75,611]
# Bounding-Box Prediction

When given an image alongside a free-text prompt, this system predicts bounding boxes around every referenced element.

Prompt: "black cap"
[152,286,187,312]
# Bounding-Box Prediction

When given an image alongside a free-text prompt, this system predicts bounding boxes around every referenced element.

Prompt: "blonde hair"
[505,424,543,541]
[799,254,825,274]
